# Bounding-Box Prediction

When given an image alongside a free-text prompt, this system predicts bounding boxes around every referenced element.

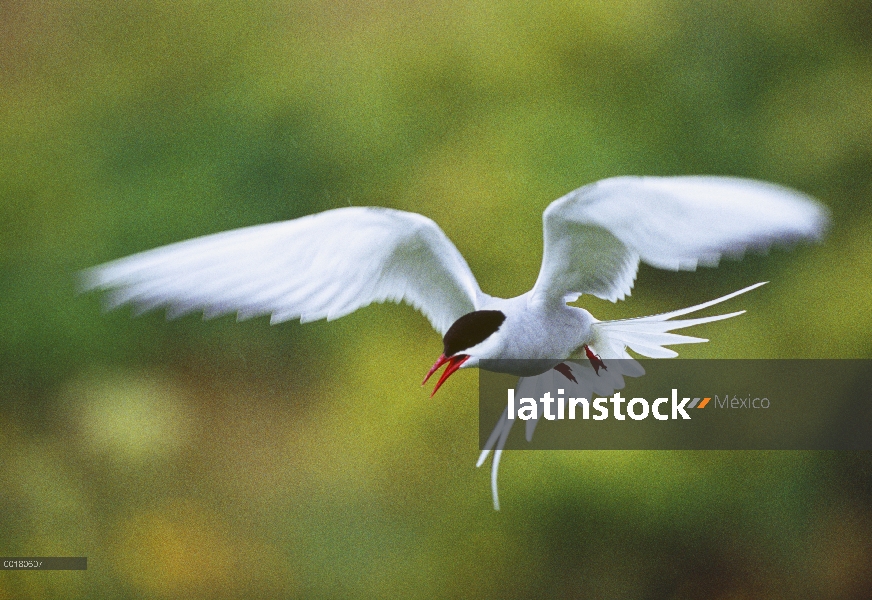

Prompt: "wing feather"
[531,176,829,304]
[81,207,488,335]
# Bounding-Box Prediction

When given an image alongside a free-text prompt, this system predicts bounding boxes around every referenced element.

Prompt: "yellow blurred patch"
[63,369,194,463]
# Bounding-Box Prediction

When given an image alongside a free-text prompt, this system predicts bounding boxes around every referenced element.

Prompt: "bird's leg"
[553,362,578,384]
[583,344,607,375]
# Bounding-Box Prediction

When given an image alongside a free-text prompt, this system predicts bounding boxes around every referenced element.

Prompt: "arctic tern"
[82,175,828,507]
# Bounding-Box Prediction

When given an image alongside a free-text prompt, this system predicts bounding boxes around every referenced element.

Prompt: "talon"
[553,362,578,383]
[584,344,607,375]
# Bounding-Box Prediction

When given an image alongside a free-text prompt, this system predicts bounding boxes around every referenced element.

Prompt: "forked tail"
[589,281,768,360]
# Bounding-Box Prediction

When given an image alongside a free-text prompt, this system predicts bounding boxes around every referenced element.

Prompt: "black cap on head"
[443,310,506,357]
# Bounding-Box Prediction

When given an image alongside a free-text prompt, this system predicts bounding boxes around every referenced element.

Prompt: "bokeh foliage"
[2,1,872,598]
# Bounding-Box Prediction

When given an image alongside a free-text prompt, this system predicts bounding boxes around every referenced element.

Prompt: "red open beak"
[422,353,470,397]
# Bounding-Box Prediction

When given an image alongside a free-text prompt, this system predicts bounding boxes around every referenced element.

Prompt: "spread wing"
[81,207,489,335]
[531,176,829,304]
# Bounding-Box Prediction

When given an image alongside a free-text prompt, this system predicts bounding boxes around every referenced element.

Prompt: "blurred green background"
[2,0,872,598]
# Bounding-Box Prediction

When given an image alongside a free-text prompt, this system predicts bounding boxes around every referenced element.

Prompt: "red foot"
[584,345,607,375]
[553,362,577,383]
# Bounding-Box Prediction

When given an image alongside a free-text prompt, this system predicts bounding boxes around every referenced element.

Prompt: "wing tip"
[76,268,104,294]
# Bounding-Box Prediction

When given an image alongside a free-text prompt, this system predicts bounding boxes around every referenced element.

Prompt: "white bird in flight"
[82,176,828,507]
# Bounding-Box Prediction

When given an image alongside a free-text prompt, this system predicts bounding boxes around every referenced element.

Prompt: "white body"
[466,294,594,369]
